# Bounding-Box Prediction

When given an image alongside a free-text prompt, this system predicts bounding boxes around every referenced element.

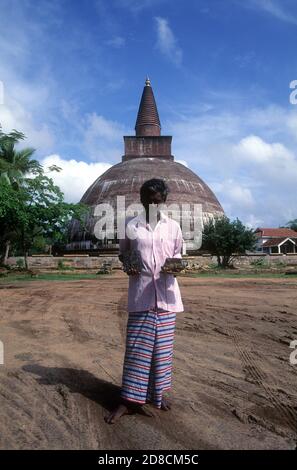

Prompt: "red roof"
[255,227,297,238]
[262,237,296,247]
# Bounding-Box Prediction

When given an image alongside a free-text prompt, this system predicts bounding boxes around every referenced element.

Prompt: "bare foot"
[160,397,171,411]
[104,403,133,424]
[139,405,155,417]
[146,397,172,411]
[104,400,154,424]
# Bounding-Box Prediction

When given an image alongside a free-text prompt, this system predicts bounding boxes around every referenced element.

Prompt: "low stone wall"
[6,255,122,270]
[5,253,297,270]
[233,253,297,267]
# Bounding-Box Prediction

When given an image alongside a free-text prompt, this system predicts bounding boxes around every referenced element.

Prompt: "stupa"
[66,78,224,253]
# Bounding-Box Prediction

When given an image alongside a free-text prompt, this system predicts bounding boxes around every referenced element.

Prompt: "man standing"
[105,178,184,424]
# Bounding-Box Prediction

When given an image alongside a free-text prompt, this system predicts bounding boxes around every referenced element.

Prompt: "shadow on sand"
[22,363,151,418]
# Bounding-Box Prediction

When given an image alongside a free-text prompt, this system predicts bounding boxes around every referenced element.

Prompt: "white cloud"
[210,179,256,229]
[286,112,297,136]
[0,0,60,151]
[166,103,297,228]
[212,179,255,209]
[0,10,56,152]
[40,154,112,203]
[83,113,129,161]
[234,135,297,184]
[155,17,182,66]
[234,134,294,163]
[85,113,125,141]
[243,214,266,229]
[0,99,54,151]
[242,0,297,25]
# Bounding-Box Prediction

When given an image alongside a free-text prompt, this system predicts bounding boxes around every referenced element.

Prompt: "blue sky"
[1,0,297,228]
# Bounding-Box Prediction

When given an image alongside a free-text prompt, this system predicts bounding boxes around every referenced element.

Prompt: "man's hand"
[161,264,184,272]
[161,266,184,274]
[125,267,141,276]
[119,254,141,275]
[161,257,187,274]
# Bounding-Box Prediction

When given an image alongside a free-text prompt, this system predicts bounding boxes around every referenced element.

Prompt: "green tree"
[202,214,258,268]
[0,178,27,264]
[284,219,297,232]
[0,127,42,188]
[0,127,43,261]
[0,128,89,266]
[11,174,89,269]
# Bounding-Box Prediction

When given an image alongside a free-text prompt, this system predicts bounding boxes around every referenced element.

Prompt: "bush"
[16,258,25,268]
[57,260,67,270]
[57,259,74,271]
[274,260,287,268]
[208,262,219,269]
[250,258,268,267]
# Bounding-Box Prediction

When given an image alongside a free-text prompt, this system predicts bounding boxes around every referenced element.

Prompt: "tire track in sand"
[230,327,297,438]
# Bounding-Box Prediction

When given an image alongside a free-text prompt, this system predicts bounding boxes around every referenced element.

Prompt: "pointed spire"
[135,77,161,136]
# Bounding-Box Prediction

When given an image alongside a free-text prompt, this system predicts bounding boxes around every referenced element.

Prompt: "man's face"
[142,191,165,212]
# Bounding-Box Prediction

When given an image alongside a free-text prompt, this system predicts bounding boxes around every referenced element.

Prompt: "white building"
[254,228,297,254]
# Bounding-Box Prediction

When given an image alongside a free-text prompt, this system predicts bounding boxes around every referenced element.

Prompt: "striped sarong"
[120,306,176,409]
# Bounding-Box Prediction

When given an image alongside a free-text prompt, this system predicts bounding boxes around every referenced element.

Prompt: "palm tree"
[0,127,42,262]
[0,127,42,188]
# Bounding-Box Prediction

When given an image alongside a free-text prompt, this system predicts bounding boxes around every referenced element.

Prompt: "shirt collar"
[134,209,168,228]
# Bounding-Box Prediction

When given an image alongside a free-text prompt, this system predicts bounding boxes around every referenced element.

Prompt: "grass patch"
[181,271,297,278]
[1,271,296,284]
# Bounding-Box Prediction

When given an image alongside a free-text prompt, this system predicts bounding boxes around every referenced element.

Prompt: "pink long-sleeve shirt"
[119,209,184,313]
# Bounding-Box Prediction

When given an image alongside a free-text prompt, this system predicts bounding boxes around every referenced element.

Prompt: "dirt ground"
[0,271,296,450]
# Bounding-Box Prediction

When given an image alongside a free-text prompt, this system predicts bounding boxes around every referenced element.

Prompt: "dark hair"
[140,178,169,203]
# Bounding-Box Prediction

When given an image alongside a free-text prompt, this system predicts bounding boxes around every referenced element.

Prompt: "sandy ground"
[0,271,297,450]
